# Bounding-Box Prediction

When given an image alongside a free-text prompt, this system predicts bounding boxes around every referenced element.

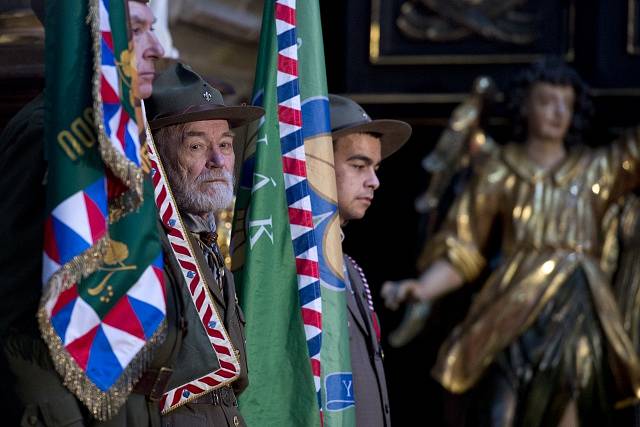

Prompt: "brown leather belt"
[132,367,174,401]
[190,386,237,407]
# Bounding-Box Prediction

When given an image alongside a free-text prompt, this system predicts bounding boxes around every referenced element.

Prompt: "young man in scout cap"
[329,94,412,427]
[0,1,166,424]
[145,62,263,427]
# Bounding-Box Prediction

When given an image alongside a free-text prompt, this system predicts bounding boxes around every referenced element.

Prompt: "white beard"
[167,165,234,214]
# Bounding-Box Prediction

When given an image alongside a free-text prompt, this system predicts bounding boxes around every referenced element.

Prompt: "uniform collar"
[182,212,217,234]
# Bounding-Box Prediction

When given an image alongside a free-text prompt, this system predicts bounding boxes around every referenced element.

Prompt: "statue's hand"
[381,279,422,310]
[388,301,432,348]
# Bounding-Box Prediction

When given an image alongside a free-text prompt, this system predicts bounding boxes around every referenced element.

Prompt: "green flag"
[232,0,355,425]
[39,0,165,420]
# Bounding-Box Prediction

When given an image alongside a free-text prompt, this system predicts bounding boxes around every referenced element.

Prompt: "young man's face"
[173,119,236,215]
[128,1,164,99]
[334,133,382,224]
[525,82,575,144]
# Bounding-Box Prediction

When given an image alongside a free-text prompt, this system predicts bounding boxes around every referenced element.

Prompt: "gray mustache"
[194,170,233,185]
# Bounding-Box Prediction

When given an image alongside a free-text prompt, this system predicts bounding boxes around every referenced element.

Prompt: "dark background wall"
[0,4,44,130]
[320,0,640,425]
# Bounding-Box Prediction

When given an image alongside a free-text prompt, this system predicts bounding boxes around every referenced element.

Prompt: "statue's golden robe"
[419,128,640,402]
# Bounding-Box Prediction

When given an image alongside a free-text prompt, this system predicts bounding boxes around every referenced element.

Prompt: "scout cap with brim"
[329,94,411,159]
[146,62,264,130]
[31,0,151,27]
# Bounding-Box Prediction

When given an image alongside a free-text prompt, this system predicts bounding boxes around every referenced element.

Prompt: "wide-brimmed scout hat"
[31,0,151,27]
[146,63,264,130]
[329,94,412,159]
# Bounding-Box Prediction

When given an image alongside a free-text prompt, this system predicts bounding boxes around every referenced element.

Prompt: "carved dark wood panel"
[323,0,640,101]
[371,0,575,65]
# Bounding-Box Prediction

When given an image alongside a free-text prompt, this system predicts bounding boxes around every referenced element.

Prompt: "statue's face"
[525,82,575,144]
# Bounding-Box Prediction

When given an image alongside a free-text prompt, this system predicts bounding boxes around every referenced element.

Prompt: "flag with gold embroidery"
[39,0,165,420]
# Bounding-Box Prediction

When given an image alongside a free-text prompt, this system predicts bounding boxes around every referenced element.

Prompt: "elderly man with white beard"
[144,63,263,427]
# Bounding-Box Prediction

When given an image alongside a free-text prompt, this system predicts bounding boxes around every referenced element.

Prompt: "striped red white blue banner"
[274,0,324,410]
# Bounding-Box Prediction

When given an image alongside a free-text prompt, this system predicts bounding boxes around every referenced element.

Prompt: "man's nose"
[366,170,380,190]
[206,147,225,168]
[146,31,165,60]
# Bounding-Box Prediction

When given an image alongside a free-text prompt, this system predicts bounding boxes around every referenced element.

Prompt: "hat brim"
[332,119,412,159]
[149,104,264,130]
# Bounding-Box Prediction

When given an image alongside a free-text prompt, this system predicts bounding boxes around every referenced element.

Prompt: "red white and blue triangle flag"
[39,0,165,420]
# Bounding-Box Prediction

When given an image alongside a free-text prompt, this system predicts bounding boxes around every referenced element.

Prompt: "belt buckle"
[219,386,237,407]
[149,367,173,401]
[220,387,230,406]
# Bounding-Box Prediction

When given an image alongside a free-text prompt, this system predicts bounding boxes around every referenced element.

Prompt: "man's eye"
[351,163,365,170]
[132,26,142,35]
[190,144,201,150]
